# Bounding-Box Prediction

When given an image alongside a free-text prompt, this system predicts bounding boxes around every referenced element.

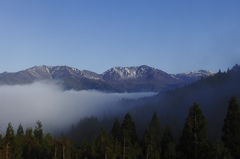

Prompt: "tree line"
[0,96,240,159]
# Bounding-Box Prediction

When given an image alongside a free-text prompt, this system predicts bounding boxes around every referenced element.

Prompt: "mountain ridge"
[0,65,215,92]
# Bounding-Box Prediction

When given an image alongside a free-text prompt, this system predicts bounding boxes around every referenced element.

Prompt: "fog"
[0,81,156,134]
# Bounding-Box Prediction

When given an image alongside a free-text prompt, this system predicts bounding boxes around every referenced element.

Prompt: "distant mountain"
[102,65,177,83]
[175,70,215,83]
[26,65,102,80]
[0,65,215,92]
[68,64,240,144]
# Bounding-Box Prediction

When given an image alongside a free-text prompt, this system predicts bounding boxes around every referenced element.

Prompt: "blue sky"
[0,1,239,74]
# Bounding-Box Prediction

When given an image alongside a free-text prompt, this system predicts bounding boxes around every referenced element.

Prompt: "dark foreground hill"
[126,64,240,141]
[68,64,240,143]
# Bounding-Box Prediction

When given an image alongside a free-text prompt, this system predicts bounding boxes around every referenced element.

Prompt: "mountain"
[102,65,177,83]
[69,64,240,144]
[102,65,215,83]
[175,70,215,83]
[26,65,102,80]
[0,65,215,92]
[70,63,239,142]
[143,64,240,141]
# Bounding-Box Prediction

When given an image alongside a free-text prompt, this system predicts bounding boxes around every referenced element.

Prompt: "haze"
[0,81,155,134]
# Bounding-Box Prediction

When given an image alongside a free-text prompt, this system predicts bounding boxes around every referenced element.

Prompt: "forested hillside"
[0,97,239,158]
[1,64,240,158]
[70,64,240,143]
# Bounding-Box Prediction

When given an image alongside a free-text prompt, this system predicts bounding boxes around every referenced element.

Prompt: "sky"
[0,1,240,74]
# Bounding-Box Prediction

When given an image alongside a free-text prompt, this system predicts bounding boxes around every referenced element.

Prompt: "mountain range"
[0,65,215,92]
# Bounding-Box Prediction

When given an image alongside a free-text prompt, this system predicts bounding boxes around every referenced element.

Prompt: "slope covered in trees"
[67,64,240,145]
[222,96,240,158]
[1,98,240,158]
[127,64,240,141]
[1,64,240,158]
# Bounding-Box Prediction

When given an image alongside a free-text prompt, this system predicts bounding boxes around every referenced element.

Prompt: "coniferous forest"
[1,64,240,158]
[0,96,240,158]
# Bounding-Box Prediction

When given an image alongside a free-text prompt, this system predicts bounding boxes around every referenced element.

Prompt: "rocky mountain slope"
[0,65,215,92]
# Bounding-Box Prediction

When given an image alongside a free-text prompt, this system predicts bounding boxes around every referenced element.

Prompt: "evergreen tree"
[15,123,24,158]
[95,127,113,158]
[111,118,121,140]
[42,133,54,159]
[143,111,161,159]
[222,96,240,158]
[120,112,138,159]
[207,141,233,159]
[22,127,35,159]
[60,136,72,159]
[178,102,208,159]
[34,120,43,144]
[110,118,121,158]
[3,123,15,159]
[161,126,176,159]
[34,120,43,159]
[164,142,176,159]
[16,123,24,137]
[52,137,61,159]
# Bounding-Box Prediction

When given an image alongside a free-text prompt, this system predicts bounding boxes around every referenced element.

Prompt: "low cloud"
[0,81,155,134]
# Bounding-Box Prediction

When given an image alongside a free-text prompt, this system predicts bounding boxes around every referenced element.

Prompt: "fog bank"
[0,81,155,134]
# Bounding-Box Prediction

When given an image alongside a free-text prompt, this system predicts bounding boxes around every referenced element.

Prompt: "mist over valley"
[1,64,240,158]
[1,64,240,140]
[1,1,240,157]
[0,81,156,134]
[0,65,239,142]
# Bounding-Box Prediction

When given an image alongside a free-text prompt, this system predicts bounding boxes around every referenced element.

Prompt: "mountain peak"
[102,65,169,82]
[0,64,217,92]
[177,70,215,77]
[24,65,102,80]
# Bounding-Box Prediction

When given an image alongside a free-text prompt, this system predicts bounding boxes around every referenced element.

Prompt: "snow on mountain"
[102,66,142,80]
[100,65,216,84]
[173,70,215,83]
[26,65,52,79]
[102,65,170,81]
[1,65,215,83]
[26,65,102,80]
[0,65,216,92]
[176,70,215,77]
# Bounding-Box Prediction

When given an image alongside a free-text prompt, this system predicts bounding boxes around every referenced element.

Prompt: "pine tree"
[222,96,240,158]
[34,120,44,159]
[15,123,24,158]
[95,127,113,158]
[161,126,176,159]
[110,118,121,158]
[34,120,43,144]
[208,141,233,159]
[143,111,161,159]
[179,102,208,159]
[120,112,138,159]
[42,133,54,159]
[3,123,15,159]
[53,137,61,159]
[111,118,121,140]
[60,136,72,159]
[16,123,24,137]
[22,127,35,159]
